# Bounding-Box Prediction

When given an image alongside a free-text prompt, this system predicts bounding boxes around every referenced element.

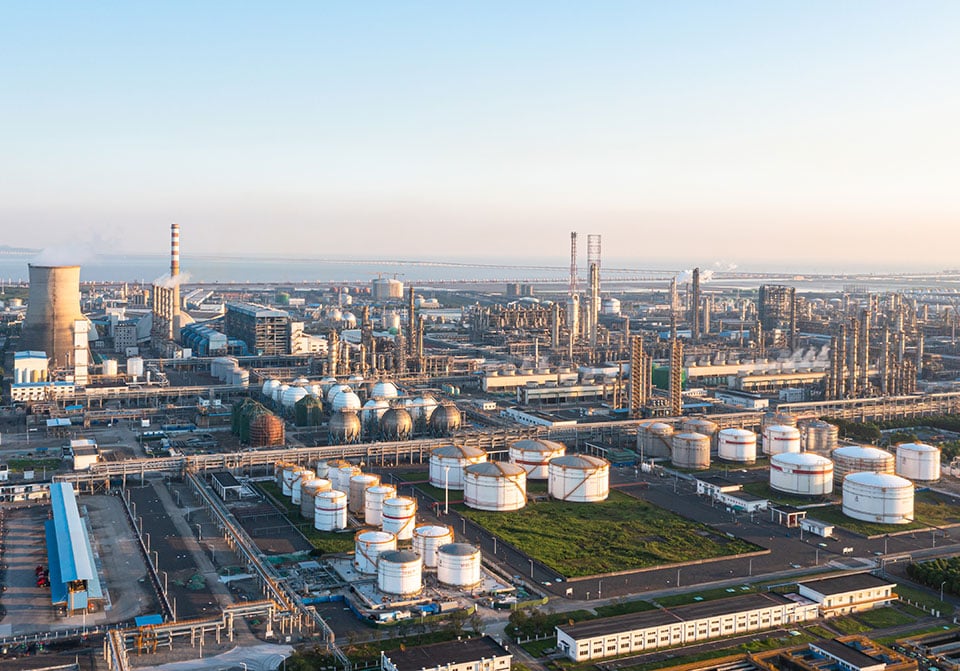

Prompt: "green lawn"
[741,481,833,507]
[459,491,762,578]
[397,470,429,482]
[829,616,871,635]
[804,624,837,639]
[6,457,62,473]
[810,505,928,536]
[895,584,953,614]
[876,625,958,646]
[519,637,557,657]
[854,606,919,629]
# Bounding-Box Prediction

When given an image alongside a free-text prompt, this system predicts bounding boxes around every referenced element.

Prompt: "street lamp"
[748,558,753,577]
[162,570,168,594]
[529,558,534,577]
[444,465,450,514]
[145,532,150,554]
[677,568,681,588]
[941,580,948,602]
[196,523,202,541]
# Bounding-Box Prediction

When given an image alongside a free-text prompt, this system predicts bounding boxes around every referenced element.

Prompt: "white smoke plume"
[153,271,191,288]
[32,244,96,266]
[675,269,716,283]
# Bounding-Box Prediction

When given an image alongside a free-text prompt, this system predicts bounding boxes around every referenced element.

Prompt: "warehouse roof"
[800,573,894,596]
[383,635,510,671]
[49,483,94,583]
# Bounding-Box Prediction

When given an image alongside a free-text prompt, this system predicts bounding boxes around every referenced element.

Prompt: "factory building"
[798,573,896,616]
[45,483,103,615]
[380,635,511,671]
[224,302,294,355]
[113,319,138,353]
[556,592,818,661]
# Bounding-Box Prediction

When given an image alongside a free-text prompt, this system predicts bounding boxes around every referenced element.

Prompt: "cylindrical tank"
[508,439,567,479]
[762,411,796,429]
[831,446,895,483]
[332,465,362,498]
[842,472,914,524]
[380,407,414,441]
[802,420,839,453]
[281,463,299,497]
[377,550,422,596]
[412,524,454,568]
[300,478,332,519]
[717,428,757,463]
[364,484,397,525]
[314,490,348,531]
[102,359,118,376]
[250,413,284,447]
[770,453,834,496]
[437,543,482,587]
[463,462,527,511]
[548,454,610,502]
[641,422,674,458]
[354,530,397,574]
[681,418,718,450]
[429,403,462,436]
[763,425,801,455]
[295,395,324,427]
[274,460,291,489]
[291,469,315,505]
[429,445,488,490]
[328,410,361,444]
[896,443,941,483]
[348,474,381,514]
[22,265,87,368]
[381,496,417,540]
[671,432,711,470]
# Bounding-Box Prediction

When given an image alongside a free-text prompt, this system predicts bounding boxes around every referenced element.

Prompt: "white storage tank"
[361,399,390,426]
[412,524,454,568]
[437,543,482,587]
[281,464,299,496]
[508,439,566,479]
[333,464,362,497]
[548,454,610,502]
[641,422,674,458]
[770,453,834,496]
[364,484,397,525]
[273,384,289,404]
[381,496,417,540]
[282,385,308,409]
[671,432,711,470]
[326,384,352,404]
[291,469,314,505]
[802,420,839,452]
[429,445,488,490]
[314,490,348,531]
[831,446,894,483]
[763,425,801,455]
[102,359,118,376]
[370,380,400,399]
[332,389,362,412]
[354,530,397,574]
[717,428,757,464]
[463,462,527,512]
[300,478,332,519]
[314,460,331,479]
[377,550,422,596]
[896,443,941,483]
[262,378,280,399]
[348,473,381,514]
[274,461,292,489]
[681,418,718,450]
[762,411,796,430]
[842,472,914,524]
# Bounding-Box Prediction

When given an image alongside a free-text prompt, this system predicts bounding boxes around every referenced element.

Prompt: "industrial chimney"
[21,265,88,368]
[170,222,180,277]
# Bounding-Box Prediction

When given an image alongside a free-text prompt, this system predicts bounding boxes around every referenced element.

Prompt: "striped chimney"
[170,223,180,277]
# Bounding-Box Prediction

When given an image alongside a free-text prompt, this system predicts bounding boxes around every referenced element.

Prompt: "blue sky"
[2,2,958,271]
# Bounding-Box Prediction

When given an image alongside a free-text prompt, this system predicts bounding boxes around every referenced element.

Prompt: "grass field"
[829,616,871,635]
[895,584,953,614]
[6,457,62,473]
[459,491,762,577]
[854,607,917,628]
[741,481,832,507]
[876,625,957,646]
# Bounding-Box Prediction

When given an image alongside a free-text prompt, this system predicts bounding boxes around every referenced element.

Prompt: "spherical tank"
[332,465,362,498]
[429,403,462,436]
[437,543,482,587]
[762,425,801,455]
[364,484,396,525]
[642,423,675,459]
[770,453,833,496]
[300,478,331,519]
[412,525,454,568]
[842,472,914,524]
[380,407,414,441]
[348,474,381,514]
[314,490,348,531]
[354,530,397,574]
[509,439,567,479]
[548,455,610,502]
[831,446,894,483]
[328,410,361,444]
[371,380,399,399]
[377,550,422,596]
[261,378,280,399]
[414,395,439,422]
[282,386,308,409]
[463,462,527,511]
[717,428,757,463]
[326,384,352,405]
[381,496,417,540]
[250,413,284,447]
[671,432,711,470]
[291,469,315,505]
[895,443,941,483]
[273,384,289,405]
[429,445,488,490]
[801,420,839,453]
[331,390,361,412]
[361,399,390,426]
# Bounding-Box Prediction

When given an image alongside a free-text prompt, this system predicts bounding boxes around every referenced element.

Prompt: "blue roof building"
[45,482,103,614]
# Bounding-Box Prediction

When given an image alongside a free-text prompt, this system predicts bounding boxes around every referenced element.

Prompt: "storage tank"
[326,384,352,404]
[831,446,894,483]
[381,496,417,540]
[429,403,462,436]
[314,490,348,531]
[671,433,711,470]
[641,422,674,458]
[294,395,324,427]
[802,420,839,453]
[102,359,118,376]
[273,460,291,489]
[380,407,414,441]
[371,380,400,399]
[717,428,757,463]
[437,543,482,587]
[250,413,284,447]
[548,455,610,502]
[349,474,381,514]
[377,550,422,596]
[770,453,834,496]
[463,462,527,511]
[328,410,361,444]
[281,463,299,496]
[896,443,941,483]
[300,478,332,519]
[412,524,454,567]
[681,418,718,450]
[281,385,308,410]
[127,356,145,378]
[332,464,362,497]
[364,484,397,525]
[361,399,390,426]
[509,439,567,479]
[429,445,488,490]
[354,530,397,574]
[762,411,797,429]
[331,389,362,412]
[842,472,914,524]
[291,469,315,505]
[762,425,801,455]
[273,383,289,404]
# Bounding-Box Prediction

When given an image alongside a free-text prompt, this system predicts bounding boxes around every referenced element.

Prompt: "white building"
[70,439,100,471]
[13,351,49,384]
[10,381,76,402]
[798,573,896,616]
[556,593,818,661]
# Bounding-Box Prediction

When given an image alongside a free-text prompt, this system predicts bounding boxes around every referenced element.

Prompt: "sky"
[2,2,959,272]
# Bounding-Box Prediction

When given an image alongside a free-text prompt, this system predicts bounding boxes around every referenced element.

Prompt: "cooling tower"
[22,265,88,368]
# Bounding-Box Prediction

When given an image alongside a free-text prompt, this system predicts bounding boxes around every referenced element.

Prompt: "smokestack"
[171,223,180,277]
[22,265,88,369]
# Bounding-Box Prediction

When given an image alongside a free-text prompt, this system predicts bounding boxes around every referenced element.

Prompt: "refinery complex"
[5,226,960,671]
